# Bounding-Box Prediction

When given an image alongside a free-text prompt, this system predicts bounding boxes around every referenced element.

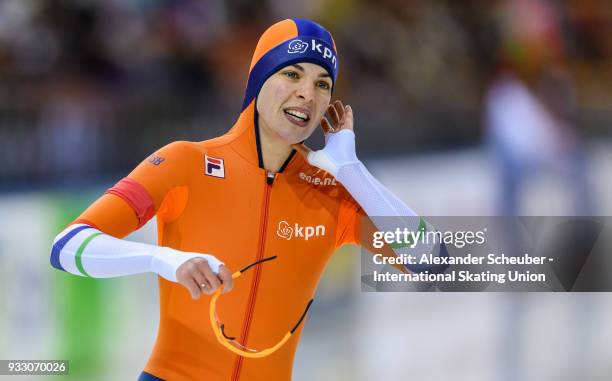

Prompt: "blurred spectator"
[0,0,610,189]
[484,3,597,381]
[37,74,113,183]
[484,0,593,216]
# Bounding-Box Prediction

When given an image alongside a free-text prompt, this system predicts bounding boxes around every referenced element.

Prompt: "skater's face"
[257,63,332,144]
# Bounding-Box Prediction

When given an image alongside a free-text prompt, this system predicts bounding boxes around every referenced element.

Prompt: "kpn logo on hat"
[287,38,338,70]
[242,19,339,111]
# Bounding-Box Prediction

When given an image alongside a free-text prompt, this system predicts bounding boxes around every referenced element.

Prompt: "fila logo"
[205,155,225,178]
[286,38,337,69]
[299,172,337,186]
[276,220,326,241]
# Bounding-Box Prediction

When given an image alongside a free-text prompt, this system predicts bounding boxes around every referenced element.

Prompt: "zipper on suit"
[231,171,275,381]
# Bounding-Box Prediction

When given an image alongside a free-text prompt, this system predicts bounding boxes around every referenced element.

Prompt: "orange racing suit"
[69,18,407,381]
[73,100,386,380]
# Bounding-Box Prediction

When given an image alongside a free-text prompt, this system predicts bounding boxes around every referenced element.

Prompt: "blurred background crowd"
[0,0,610,190]
[1,0,612,380]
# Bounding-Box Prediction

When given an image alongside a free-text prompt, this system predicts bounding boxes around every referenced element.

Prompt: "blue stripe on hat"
[293,18,334,46]
[50,225,93,271]
[241,37,338,111]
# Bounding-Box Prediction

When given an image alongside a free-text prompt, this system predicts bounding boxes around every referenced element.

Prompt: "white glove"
[293,100,419,226]
[307,129,360,177]
[293,100,359,177]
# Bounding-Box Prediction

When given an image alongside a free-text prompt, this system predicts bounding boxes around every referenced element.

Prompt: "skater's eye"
[317,80,331,90]
[283,71,299,79]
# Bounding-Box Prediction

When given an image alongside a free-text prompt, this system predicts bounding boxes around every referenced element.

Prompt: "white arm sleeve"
[50,224,223,282]
[307,129,419,222]
[337,161,418,219]
[306,130,443,265]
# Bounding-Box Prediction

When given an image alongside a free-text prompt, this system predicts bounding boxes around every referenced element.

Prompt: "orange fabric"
[157,186,189,223]
[335,198,362,246]
[248,20,298,71]
[76,193,138,239]
[74,101,364,381]
[71,218,101,231]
